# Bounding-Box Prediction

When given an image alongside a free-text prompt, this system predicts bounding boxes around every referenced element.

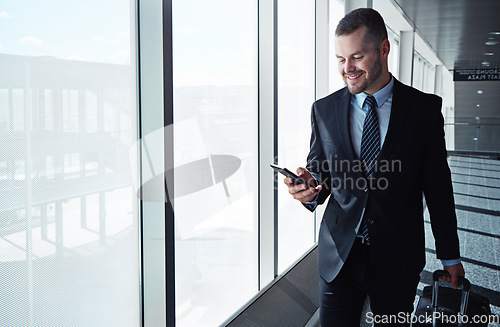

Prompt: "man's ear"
[380,38,390,58]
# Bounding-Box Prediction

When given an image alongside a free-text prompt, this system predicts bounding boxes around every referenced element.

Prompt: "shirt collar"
[354,74,394,109]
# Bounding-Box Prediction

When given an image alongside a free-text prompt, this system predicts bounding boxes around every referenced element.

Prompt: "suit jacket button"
[367,219,374,224]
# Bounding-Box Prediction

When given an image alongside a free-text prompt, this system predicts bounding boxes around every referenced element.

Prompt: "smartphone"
[270,164,315,189]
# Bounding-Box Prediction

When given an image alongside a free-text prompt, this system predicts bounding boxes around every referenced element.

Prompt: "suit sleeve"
[303,102,331,212]
[422,96,460,260]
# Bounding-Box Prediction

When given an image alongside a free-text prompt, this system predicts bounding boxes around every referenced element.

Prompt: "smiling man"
[284,8,464,327]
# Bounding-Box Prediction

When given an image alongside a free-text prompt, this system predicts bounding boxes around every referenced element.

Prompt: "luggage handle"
[431,270,470,327]
[432,270,470,291]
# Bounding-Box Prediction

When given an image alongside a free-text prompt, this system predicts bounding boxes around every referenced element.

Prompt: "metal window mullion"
[315,0,329,101]
[162,0,175,326]
[314,0,329,243]
[137,0,168,326]
[273,0,279,280]
[258,0,278,289]
[399,30,415,86]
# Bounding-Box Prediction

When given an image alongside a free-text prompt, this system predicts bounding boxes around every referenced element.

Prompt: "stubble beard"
[345,55,382,95]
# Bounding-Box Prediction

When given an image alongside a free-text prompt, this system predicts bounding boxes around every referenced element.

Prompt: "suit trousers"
[319,238,420,327]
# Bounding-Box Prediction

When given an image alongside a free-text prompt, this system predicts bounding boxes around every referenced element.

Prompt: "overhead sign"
[454,69,500,81]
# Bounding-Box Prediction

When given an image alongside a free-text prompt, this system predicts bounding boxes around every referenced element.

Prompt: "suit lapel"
[378,78,411,162]
[335,88,358,162]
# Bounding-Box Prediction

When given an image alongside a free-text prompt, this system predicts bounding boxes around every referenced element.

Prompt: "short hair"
[335,8,388,47]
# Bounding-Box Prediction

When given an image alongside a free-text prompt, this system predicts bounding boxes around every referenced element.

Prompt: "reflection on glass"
[0,1,140,326]
[12,89,24,131]
[448,117,500,153]
[172,0,258,326]
[277,0,315,273]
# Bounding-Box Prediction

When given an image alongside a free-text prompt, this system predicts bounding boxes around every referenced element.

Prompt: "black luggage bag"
[413,270,491,327]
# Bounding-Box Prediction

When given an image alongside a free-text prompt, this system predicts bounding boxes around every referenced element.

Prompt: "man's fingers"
[451,275,460,289]
[287,183,307,194]
[443,263,465,290]
[295,193,316,202]
[291,186,322,202]
[439,276,453,284]
[292,187,317,199]
[297,167,315,184]
[296,167,306,176]
[283,167,320,203]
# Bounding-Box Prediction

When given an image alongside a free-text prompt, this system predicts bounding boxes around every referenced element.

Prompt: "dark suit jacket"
[305,78,460,283]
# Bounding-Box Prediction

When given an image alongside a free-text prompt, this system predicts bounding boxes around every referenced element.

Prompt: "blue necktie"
[360,95,380,178]
[359,95,379,245]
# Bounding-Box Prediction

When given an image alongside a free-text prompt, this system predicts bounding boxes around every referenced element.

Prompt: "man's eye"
[338,59,345,63]
[353,56,363,60]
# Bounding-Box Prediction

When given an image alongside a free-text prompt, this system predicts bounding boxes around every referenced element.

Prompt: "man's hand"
[441,263,465,289]
[284,167,322,203]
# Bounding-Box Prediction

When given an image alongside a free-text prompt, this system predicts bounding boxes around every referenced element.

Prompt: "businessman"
[285,8,465,326]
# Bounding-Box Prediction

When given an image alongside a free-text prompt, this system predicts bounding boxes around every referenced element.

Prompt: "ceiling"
[392,0,500,119]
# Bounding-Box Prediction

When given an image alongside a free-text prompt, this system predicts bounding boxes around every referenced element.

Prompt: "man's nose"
[344,59,355,74]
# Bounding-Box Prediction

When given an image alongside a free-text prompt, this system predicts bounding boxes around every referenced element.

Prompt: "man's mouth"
[346,73,363,80]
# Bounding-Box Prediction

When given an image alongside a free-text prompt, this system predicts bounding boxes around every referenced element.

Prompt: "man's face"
[335,26,386,95]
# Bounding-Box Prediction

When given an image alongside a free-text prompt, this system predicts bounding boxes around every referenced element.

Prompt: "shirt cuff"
[441,258,461,266]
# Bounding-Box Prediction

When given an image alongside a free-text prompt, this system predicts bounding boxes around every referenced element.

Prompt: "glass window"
[172,0,259,325]
[277,0,316,273]
[0,1,140,326]
[413,54,421,90]
[43,89,55,131]
[388,30,399,79]
[62,89,80,133]
[84,90,98,133]
[0,89,8,131]
[425,63,435,93]
[0,161,7,180]
[12,89,24,131]
[422,62,427,91]
[329,0,346,93]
